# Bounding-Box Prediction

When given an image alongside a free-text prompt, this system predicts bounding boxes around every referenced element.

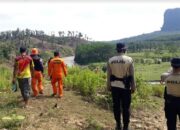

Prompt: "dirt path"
[1,83,179,130]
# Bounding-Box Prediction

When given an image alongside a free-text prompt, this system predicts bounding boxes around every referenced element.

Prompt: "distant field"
[135,62,170,80]
[128,51,180,59]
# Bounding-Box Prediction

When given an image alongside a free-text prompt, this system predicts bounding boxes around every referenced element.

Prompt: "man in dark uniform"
[107,43,136,130]
[162,58,180,130]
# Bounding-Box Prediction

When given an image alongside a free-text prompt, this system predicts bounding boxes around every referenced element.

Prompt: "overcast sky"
[0,1,180,41]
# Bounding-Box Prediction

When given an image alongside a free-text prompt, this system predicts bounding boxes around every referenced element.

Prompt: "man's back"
[165,72,180,97]
[108,54,133,78]
[49,57,67,78]
[31,55,44,73]
[15,55,32,78]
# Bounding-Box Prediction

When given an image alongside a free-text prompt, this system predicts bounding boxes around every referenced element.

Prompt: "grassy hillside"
[116,31,180,42]
[0,64,169,130]
[75,32,180,65]
[0,29,90,63]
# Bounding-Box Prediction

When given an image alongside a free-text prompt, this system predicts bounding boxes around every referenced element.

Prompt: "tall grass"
[132,75,164,108]
[0,65,11,90]
[64,66,106,96]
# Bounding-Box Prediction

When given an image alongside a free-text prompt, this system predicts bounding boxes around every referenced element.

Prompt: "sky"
[0,1,180,41]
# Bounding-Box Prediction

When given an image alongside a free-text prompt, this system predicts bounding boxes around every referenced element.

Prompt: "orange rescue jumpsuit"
[31,55,44,96]
[48,56,67,97]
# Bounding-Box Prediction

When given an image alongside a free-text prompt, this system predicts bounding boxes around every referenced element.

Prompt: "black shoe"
[123,127,130,130]
[115,123,122,130]
[39,91,43,94]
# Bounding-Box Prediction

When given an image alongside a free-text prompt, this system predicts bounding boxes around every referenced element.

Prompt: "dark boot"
[115,123,122,130]
[123,124,129,130]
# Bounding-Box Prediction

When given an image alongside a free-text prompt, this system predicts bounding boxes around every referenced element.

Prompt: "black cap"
[19,47,26,53]
[116,42,126,50]
[171,58,180,68]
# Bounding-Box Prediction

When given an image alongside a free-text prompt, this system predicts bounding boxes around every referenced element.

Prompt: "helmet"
[31,48,39,55]
[171,58,180,68]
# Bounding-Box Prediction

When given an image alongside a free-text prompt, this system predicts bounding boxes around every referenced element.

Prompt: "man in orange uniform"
[30,48,44,97]
[48,51,67,98]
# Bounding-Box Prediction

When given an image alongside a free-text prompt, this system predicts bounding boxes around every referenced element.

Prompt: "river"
[63,56,75,67]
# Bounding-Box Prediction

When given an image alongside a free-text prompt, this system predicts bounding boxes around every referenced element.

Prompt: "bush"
[151,85,164,98]
[64,66,106,96]
[132,75,153,108]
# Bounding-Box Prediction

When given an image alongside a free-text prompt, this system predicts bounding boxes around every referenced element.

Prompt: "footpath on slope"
[1,82,179,130]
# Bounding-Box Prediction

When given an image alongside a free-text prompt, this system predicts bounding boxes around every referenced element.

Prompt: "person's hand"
[131,86,136,94]
[12,77,16,84]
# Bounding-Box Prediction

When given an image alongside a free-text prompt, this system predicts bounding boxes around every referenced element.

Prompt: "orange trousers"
[31,70,43,96]
[51,77,63,97]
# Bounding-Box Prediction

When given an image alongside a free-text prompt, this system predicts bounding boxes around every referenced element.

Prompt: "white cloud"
[0,2,180,40]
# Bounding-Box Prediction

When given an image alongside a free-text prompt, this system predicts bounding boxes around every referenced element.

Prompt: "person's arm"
[30,60,34,77]
[39,59,44,74]
[129,62,136,93]
[107,62,111,91]
[48,60,53,77]
[160,72,171,84]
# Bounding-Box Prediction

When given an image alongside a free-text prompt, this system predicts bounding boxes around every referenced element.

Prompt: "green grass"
[64,66,106,97]
[135,62,170,80]
[0,64,12,90]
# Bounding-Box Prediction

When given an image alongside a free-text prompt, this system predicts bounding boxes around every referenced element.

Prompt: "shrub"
[151,85,164,98]
[132,75,153,108]
[64,66,106,97]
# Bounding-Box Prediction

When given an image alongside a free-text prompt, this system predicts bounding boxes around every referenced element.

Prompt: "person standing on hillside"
[161,58,180,130]
[30,48,44,97]
[12,47,34,108]
[107,43,136,130]
[48,51,67,98]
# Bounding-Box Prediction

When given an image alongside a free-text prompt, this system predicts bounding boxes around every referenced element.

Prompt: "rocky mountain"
[113,8,180,43]
[161,8,180,31]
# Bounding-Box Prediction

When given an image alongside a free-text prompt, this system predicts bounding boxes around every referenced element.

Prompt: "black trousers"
[111,87,131,127]
[165,95,180,130]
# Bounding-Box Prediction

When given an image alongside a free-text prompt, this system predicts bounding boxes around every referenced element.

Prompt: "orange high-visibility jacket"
[48,57,67,79]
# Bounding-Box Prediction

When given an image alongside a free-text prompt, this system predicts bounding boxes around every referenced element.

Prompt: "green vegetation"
[64,66,164,109]
[0,92,22,130]
[64,66,106,96]
[74,33,180,65]
[135,62,170,80]
[0,65,11,90]
[86,117,104,130]
[132,75,164,108]
[1,28,177,129]
[74,42,116,65]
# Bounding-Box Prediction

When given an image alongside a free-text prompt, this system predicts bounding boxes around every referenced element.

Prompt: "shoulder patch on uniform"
[110,60,125,64]
[167,80,180,84]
